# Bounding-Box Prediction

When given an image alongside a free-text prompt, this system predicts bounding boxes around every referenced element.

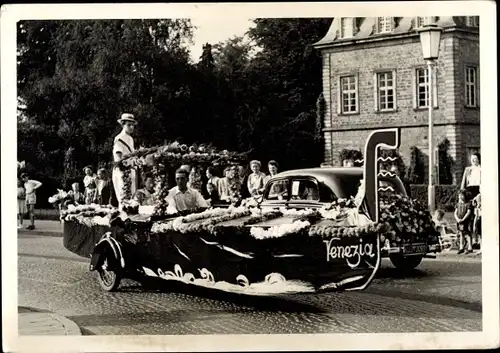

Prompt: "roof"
[312,16,474,49]
[275,167,363,180]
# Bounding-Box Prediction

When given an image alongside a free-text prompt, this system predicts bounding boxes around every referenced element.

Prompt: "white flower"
[250,220,311,240]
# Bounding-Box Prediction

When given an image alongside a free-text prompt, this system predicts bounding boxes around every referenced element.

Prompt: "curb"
[18,230,62,237]
[18,307,82,336]
[433,253,482,263]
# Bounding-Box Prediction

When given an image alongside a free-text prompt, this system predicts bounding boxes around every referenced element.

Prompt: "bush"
[409,184,459,212]
[339,149,363,166]
[438,138,454,185]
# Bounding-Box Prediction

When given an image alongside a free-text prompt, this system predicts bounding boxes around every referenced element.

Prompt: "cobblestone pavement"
[17,233,482,335]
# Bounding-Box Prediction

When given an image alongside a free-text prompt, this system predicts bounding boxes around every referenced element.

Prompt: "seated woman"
[133,174,156,206]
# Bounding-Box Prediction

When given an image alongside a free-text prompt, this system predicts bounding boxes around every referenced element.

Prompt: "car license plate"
[403,243,428,255]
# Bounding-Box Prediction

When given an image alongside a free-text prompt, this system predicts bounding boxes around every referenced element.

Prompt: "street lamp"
[417,23,443,214]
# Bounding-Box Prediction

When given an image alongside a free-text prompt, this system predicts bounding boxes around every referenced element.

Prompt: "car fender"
[89,232,126,271]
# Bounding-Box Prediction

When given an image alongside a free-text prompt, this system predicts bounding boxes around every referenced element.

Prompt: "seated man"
[166,168,209,213]
[134,174,156,206]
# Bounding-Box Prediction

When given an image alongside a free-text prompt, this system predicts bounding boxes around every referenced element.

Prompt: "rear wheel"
[389,254,423,270]
[97,255,122,292]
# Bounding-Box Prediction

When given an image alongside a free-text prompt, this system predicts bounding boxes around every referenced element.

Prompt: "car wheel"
[389,254,423,270]
[97,256,122,292]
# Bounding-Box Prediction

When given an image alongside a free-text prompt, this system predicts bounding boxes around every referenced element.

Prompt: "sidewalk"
[18,307,81,335]
[18,220,63,237]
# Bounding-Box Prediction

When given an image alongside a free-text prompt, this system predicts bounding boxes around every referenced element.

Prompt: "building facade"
[313,16,480,184]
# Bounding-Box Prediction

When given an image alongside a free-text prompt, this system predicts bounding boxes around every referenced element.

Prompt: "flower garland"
[308,222,385,239]
[118,142,247,170]
[62,204,119,222]
[250,220,312,240]
[151,207,251,234]
[120,166,132,202]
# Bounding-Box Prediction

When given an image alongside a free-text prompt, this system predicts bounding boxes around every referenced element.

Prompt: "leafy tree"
[407,146,425,184]
[438,138,454,185]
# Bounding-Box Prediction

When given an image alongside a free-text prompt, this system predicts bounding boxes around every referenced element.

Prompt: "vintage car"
[258,167,441,270]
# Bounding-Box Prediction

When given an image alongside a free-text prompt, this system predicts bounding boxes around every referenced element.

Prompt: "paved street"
[18,232,482,335]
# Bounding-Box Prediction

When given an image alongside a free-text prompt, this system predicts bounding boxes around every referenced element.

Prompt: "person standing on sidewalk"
[20,173,42,230]
[455,189,473,254]
[17,178,27,229]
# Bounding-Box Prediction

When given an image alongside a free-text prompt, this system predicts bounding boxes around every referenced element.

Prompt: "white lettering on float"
[323,239,376,268]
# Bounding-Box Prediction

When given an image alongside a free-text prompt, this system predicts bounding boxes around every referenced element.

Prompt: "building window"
[339,75,358,114]
[414,16,436,28]
[340,17,355,38]
[416,68,430,108]
[465,66,477,107]
[376,17,393,33]
[375,71,396,111]
[466,16,479,27]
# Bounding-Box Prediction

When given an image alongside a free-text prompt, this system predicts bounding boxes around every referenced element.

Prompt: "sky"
[189,17,255,63]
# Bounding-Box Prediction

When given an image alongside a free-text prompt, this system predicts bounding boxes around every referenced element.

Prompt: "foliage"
[339,149,363,166]
[438,138,454,185]
[407,146,425,184]
[18,18,333,207]
[409,184,459,212]
[378,149,406,178]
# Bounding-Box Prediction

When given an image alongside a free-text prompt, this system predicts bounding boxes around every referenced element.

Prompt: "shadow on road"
[120,280,328,314]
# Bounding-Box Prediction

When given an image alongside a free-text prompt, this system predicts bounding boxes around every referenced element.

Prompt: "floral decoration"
[250,220,312,240]
[48,189,69,205]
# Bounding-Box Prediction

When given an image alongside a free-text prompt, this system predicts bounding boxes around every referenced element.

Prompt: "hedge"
[409,184,460,212]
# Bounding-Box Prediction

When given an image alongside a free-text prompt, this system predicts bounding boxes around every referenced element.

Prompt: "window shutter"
[336,77,342,114]
[432,66,438,108]
[412,68,417,108]
[373,72,378,111]
[393,70,398,110]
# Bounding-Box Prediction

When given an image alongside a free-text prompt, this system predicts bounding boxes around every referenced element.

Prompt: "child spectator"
[206,182,220,205]
[454,189,473,254]
[20,173,42,230]
[17,178,27,229]
[432,209,456,251]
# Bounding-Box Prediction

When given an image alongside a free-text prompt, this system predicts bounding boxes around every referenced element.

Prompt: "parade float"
[60,129,440,295]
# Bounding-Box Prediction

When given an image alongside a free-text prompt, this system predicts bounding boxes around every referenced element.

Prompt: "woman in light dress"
[112,113,138,206]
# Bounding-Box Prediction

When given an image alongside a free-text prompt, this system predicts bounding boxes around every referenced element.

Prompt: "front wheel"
[389,254,423,271]
[97,256,122,292]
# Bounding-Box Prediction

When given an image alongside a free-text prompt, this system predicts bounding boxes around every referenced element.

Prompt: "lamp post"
[418,23,443,214]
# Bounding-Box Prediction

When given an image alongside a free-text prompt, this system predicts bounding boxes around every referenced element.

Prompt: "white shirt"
[166,186,209,213]
[113,131,135,162]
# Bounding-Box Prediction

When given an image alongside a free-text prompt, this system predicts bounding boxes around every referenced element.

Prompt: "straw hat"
[117,113,137,125]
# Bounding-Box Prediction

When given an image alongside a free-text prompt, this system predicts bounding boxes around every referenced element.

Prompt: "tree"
[438,138,454,185]
[407,146,425,184]
[17,19,195,206]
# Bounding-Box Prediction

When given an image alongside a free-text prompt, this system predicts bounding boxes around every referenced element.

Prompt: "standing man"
[95,168,113,205]
[166,168,209,213]
[20,173,42,230]
[112,113,138,206]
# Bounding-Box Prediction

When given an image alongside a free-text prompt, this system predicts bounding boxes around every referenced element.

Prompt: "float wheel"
[96,254,122,292]
[389,254,423,271]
